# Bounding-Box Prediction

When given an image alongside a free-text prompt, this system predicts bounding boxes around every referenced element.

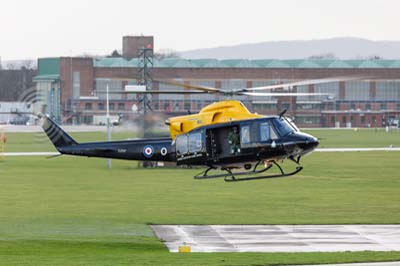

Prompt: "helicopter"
[39,75,365,182]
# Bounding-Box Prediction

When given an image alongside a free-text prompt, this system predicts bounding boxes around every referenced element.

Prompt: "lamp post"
[106,84,112,169]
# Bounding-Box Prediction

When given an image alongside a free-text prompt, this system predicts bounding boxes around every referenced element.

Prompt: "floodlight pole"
[138,46,153,119]
[106,84,112,169]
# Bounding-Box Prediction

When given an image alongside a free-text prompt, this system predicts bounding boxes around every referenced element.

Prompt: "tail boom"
[40,114,176,162]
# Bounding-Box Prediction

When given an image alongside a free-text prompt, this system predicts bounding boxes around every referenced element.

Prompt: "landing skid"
[194,158,303,182]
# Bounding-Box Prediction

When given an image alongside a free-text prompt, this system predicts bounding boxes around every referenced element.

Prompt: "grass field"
[1,128,400,265]
[305,128,400,148]
[1,150,400,265]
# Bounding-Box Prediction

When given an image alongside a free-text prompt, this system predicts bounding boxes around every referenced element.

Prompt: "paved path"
[151,225,400,253]
[1,152,59,156]
[0,125,107,133]
[296,262,400,266]
[315,148,400,152]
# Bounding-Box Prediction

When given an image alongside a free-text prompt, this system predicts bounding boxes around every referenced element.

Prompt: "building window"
[345,81,370,100]
[153,102,159,111]
[118,103,125,110]
[98,103,105,110]
[376,81,400,100]
[82,116,93,124]
[296,103,321,110]
[109,103,115,110]
[330,116,335,124]
[85,103,92,110]
[73,71,80,99]
[253,103,276,110]
[95,79,123,100]
[366,103,371,110]
[397,103,400,110]
[164,103,170,112]
[295,116,321,124]
[361,116,365,124]
[350,103,356,110]
[184,101,191,111]
[315,82,340,100]
[342,116,347,124]
[380,103,387,110]
[282,103,290,110]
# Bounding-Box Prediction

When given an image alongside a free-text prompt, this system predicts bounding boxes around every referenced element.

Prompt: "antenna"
[279,109,287,118]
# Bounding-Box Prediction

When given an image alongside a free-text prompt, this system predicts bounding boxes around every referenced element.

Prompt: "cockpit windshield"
[271,118,296,137]
[285,117,299,131]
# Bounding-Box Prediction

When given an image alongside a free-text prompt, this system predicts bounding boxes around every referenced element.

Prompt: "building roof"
[34,57,400,82]
[33,74,60,81]
[93,58,400,69]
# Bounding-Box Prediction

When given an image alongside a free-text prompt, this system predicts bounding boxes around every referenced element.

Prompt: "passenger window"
[241,126,250,144]
[189,133,202,153]
[176,134,188,155]
[260,122,270,142]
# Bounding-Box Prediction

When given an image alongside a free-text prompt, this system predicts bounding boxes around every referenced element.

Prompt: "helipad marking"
[0,152,60,156]
[296,262,400,266]
[315,148,400,152]
[151,225,400,253]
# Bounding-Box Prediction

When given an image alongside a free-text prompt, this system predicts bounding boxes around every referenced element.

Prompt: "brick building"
[34,37,400,128]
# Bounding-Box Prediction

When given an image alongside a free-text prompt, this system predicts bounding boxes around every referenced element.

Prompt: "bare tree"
[154,49,181,60]
[107,49,122,58]
[0,67,37,100]
[20,60,35,69]
[6,62,17,70]
[308,53,337,60]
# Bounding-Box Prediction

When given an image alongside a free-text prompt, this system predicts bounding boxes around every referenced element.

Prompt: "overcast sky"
[1,0,399,60]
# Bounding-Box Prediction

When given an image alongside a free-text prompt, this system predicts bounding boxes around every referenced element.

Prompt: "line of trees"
[0,61,37,101]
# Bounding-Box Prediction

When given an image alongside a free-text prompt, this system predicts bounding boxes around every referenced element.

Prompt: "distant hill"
[180,37,400,59]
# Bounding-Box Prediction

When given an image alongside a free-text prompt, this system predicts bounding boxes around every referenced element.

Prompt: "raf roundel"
[161,147,168,156]
[143,145,154,158]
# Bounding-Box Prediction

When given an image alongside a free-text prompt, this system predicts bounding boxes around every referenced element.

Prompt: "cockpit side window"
[259,122,270,142]
[176,134,188,155]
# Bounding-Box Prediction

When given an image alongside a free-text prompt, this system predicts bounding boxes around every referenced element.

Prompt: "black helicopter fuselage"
[173,116,318,168]
[41,114,318,170]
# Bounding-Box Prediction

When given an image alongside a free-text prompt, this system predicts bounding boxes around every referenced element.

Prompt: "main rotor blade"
[241,75,370,92]
[101,78,222,94]
[242,92,333,97]
[96,90,208,94]
[157,79,221,93]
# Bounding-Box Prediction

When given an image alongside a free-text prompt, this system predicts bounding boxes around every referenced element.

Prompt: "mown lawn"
[305,128,400,148]
[0,151,400,265]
